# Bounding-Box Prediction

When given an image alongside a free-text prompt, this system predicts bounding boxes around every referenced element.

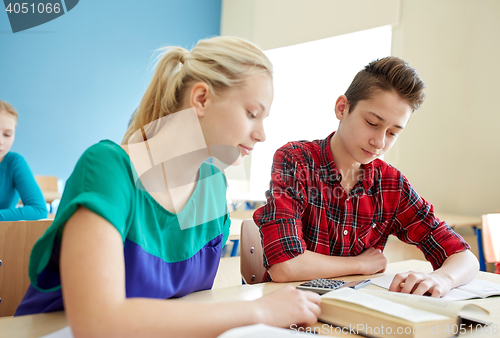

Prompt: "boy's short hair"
[345,56,426,112]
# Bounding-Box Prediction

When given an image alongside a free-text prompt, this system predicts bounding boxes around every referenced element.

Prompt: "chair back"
[0,220,52,317]
[240,219,266,284]
[482,213,500,263]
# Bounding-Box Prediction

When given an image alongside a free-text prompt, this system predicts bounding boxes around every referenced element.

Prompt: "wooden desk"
[2,260,498,338]
[0,220,53,317]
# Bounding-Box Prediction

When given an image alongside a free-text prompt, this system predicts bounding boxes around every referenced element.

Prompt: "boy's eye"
[366,120,377,127]
[247,111,256,119]
[387,130,398,137]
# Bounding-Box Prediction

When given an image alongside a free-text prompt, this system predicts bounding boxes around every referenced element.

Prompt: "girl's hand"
[252,285,321,328]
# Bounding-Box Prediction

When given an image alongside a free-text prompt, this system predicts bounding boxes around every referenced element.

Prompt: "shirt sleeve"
[0,154,47,221]
[253,149,309,269]
[29,142,134,291]
[392,173,470,270]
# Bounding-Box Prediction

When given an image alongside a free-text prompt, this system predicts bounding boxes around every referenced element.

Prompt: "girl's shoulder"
[0,152,29,171]
[3,151,25,163]
[81,140,128,161]
[66,140,134,196]
[75,140,130,174]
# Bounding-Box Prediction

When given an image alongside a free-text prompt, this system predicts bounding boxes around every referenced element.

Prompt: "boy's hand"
[357,247,387,275]
[389,271,453,297]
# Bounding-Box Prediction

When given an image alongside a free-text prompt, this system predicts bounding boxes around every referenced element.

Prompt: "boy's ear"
[334,95,350,121]
[190,82,211,117]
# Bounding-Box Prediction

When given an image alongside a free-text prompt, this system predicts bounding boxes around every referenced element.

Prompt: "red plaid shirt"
[253,132,470,282]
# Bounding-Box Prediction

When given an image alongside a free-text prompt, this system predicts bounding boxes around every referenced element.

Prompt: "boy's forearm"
[268,250,362,282]
[431,250,479,288]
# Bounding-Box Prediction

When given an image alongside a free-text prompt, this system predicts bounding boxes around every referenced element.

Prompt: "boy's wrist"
[430,270,454,290]
[349,255,366,275]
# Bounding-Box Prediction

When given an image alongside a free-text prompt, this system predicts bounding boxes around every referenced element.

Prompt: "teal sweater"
[0,152,47,221]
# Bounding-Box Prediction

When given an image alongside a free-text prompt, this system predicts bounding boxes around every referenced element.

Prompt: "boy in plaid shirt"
[254,56,478,297]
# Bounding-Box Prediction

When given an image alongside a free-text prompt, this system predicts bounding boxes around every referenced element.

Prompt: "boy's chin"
[358,157,377,165]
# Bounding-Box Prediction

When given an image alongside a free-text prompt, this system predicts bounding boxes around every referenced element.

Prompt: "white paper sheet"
[39,326,73,338]
[217,324,316,337]
[370,274,500,301]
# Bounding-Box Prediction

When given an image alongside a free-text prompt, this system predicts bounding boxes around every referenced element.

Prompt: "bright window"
[247,25,393,198]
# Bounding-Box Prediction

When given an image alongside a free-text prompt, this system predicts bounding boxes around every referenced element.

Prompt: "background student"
[0,100,47,221]
[254,56,479,298]
[15,36,320,337]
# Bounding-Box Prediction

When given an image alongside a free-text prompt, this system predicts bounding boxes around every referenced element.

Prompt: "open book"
[371,275,500,301]
[319,288,491,338]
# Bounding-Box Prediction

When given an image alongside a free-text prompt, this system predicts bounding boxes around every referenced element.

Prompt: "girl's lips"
[239,145,252,156]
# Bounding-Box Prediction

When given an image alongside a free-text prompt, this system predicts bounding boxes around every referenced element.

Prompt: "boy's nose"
[370,132,385,149]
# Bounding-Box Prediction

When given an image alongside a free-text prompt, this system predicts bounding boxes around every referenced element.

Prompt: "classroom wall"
[0,0,222,182]
[222,0,500,217]
[221,0,400,50]
[386,0,500,217]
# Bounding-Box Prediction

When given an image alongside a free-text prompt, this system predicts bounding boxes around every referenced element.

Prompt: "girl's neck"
[122,108,209,213]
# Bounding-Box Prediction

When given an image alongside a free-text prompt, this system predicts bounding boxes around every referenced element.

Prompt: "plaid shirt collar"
[318,131,375,195]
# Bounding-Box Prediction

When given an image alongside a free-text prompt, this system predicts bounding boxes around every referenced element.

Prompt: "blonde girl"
[15,37,320,337]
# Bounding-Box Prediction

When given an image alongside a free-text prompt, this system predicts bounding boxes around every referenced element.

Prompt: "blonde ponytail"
[122,36,272,144]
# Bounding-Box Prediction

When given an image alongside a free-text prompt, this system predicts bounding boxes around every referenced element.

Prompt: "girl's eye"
[247,111,256,119]
[366,120,377,127]
[387,131,398,137]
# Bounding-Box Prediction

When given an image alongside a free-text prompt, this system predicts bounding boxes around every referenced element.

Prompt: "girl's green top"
[15,140,230,316]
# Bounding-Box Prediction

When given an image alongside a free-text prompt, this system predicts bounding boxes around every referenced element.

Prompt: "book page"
[361,289,489,318]
[458,279,500,298]
[321,288,450,323]
[370,274,495,301]
[39,327,74,338]
[217,324,316,337]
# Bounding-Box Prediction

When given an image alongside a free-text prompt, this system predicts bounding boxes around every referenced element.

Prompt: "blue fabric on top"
[124,235,223,298]
[0,152,47,221]
[15,233,225,316]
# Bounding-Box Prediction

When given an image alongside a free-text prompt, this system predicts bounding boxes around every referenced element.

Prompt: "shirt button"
[343,230,348,236]
[372,223,376,228]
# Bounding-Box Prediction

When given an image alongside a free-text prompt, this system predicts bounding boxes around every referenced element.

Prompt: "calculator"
[296,278,371,294]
